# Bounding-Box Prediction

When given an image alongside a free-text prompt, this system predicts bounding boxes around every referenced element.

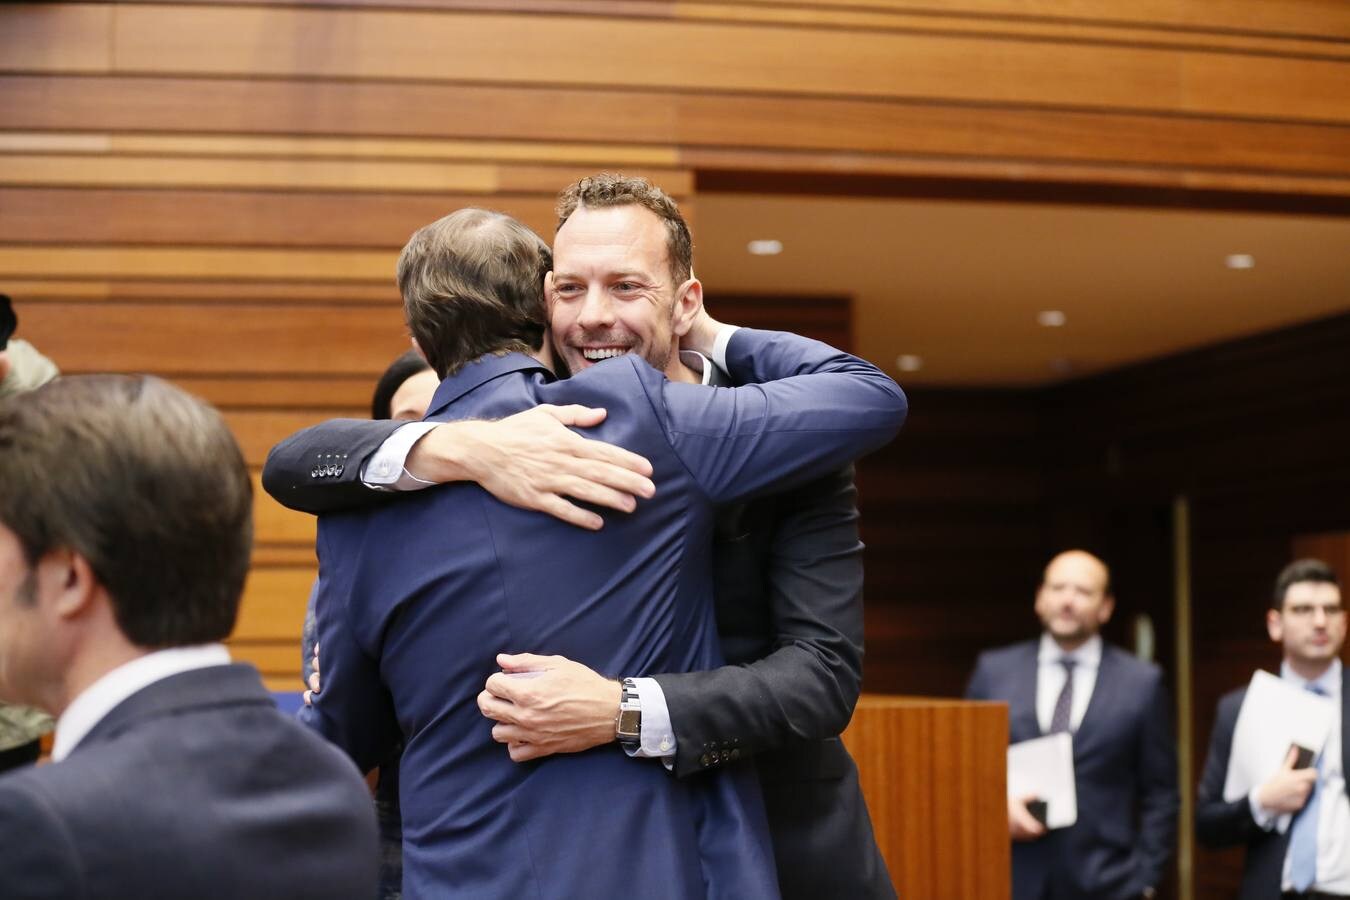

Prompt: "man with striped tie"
[1198,559,1349,900]
[966,550,1179,900]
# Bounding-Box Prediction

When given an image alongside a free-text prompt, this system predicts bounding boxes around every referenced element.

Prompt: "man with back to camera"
[298,204,905,897]
[965,550,1179,900]
[0,374,379,899]
[1197,559,1349,899]
[266,174,898,898]
[0,293,60,775]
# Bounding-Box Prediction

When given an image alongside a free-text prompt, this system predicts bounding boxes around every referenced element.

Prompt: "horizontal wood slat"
[0,188,564,248]
[15,301,408,374]
[0,132,681,167]
[69,6,1343,124]
[0,153,692,196]
[5,77,1348,186]
[4,279,402,304]
[0,246,396,281]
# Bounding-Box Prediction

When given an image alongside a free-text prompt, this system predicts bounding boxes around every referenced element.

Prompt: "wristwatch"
[615,678,641,748]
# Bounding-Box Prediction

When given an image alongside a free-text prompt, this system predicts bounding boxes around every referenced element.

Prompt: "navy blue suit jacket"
[0,665,378,899]
[1196,671,1350,900]
[966,640,1179,900]
[301,328,906,899]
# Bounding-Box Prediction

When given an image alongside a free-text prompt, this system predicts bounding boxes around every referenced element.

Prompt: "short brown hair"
[0,375,253,647]
[399,208,550,378]
[556,174,693,283]
[1274,558,1340,610]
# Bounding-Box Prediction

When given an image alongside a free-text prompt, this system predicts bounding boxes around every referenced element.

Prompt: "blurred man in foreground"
[0,375,379,899]
[966,550,1178,900]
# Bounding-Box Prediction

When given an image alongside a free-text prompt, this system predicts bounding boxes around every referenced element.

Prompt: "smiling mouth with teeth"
[581,348,631,362]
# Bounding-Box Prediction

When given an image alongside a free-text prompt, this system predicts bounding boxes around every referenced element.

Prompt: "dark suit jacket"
[299,329,906,899]
[966,640,1179,900]
[1196,670,1350,900]
[0,664,378,900]
[265,345,898,899]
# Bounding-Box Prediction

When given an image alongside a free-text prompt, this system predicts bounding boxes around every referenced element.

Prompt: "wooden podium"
[842,696,1010,899]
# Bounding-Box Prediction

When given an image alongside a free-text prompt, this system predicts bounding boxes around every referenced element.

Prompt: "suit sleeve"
[262,418,405,515]
[654,465,864,777]
[1196,693,1262,848]
[297,527,401,773]
[1133,669,1180,891]
[0,779,84,898]
[656,328,906,504]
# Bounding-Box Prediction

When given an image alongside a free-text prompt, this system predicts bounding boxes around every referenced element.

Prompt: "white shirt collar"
[1038,632,1103,668]
[52,643,231,761]
[1281,657,1342,700]
[678,350,715,386]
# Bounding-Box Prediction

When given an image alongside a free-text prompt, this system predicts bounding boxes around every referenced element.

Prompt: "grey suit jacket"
[0,664,379,900]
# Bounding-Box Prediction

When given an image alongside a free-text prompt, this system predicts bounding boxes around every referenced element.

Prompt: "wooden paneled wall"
[3,1,1348,686]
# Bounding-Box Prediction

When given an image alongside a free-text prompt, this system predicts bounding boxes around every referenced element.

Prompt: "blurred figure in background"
[966,550,1178,900]
[1197,559,1348,899]
[0,294,59,774]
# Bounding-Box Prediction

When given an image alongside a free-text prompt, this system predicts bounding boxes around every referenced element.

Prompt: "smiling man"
[1197,559,1349,899]
[965,550,1179,900]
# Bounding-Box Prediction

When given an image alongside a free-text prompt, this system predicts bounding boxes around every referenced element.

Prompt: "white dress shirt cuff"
[361,421,438,490]
[624,677,676,767]
[1248,788,1281,832]
[710,325,740,374]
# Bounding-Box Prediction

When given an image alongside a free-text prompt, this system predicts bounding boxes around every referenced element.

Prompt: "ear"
[1267,607,1284,644]
[1097,595,1116,626]
[36,548,98,620]
[670,278,703,338]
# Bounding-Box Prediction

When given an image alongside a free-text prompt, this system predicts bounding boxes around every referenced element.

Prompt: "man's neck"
[54,644,149,719]
[666,356,702,384]
[1050,633,1094,654]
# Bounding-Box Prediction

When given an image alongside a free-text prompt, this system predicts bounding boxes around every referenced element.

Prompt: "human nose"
[577,286,616,330]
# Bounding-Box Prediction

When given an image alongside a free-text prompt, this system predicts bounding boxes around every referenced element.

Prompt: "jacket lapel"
[1010,642,1042,742]
[1069,644,1116,757]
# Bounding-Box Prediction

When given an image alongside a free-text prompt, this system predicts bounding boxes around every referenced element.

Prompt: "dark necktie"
[1049,659,1077,734]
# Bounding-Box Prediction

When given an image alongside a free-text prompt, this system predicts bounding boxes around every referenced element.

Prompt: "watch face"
[617,709,641,739]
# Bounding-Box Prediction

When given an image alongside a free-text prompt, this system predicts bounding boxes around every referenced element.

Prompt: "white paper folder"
[1222,669,1336,803]
[1007,732,1077,829]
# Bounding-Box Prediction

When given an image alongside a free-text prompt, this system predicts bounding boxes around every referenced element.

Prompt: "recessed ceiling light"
[747,239,783,256]
[895,354,923,372]
[1037,310,1067,327]
[1226,253,1255,270]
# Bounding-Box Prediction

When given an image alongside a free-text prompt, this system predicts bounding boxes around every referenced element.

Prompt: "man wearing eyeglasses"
[1197,559,1348,899]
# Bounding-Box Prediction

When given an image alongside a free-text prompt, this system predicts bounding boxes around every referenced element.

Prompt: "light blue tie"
[1288,684,1328,892]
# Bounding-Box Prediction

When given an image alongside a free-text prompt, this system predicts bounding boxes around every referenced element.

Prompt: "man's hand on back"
[477,653,622,762]
[407,405,655,531]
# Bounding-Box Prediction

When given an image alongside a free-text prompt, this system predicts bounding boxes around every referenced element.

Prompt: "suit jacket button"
[730,749,741,760]
[336,465,344,476]
[310,468,319,478]
[700,753,712,767]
